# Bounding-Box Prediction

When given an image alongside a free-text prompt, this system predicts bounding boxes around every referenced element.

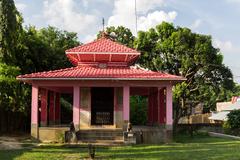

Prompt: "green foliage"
[222,121,231,134]
[16,26,79,74]
[134,22,234,120]
[0,63,30,113]
[56,132,65,143]
[226,110,240,129]
[0,0,23,64]
[97,26,135,48]
[130,96,147,125]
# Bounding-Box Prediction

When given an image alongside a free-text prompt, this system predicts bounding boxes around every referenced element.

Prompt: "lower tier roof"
[17,66,186,81]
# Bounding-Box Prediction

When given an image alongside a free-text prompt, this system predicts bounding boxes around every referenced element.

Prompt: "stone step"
[78,129,123,133]
[78,132,123,137]
[77,139,124,146]
[78,136,123,140]
[77,130,123,141]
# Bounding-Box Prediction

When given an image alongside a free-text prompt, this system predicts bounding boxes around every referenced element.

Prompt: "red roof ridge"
[65,36,139,54]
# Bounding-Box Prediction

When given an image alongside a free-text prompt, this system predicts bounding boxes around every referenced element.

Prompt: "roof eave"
[17,77,186,81]
[65,52,141,55]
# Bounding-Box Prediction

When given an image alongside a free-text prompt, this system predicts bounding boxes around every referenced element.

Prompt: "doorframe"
[90,87,115,126]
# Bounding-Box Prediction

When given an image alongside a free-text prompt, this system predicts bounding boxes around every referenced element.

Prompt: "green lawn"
[1,133,240,160]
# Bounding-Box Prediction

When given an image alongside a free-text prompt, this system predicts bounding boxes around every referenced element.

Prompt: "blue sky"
[14,0,240,83]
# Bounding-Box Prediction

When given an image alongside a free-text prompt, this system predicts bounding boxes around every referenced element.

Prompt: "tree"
[15,26,80,74]
[0,63,30,132]
[97,26,135,48]
[0,0,81,133]
[134,22,234,126]
[0,0,23,64]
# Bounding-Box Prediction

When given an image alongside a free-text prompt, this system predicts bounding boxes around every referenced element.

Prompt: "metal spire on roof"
[101,17,108,38]
[102,17,105,33]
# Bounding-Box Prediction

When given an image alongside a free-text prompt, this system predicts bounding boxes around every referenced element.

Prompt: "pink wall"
[147,89,153,124]
[31,85,39,125]
[31,80,174,127]
[158,87,166,124]
[48,91,55,124]
[55,93,61,123]
[123,86,130,121]
[40,89,48,126]
[32,80,172,87]
[73,86,80,125]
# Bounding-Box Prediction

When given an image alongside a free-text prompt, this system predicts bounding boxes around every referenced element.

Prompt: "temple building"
[17,34,185,143]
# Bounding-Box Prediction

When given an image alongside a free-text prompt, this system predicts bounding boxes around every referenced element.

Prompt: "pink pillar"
[123,86,130,122]
[73,86,80,127]
[166,85,173,126]
[40,89,48,126]
[31,85,39,125]
[31,85,39,139]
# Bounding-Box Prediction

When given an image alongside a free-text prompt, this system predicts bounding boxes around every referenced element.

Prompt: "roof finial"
[102,17,105,32]
[101,17,107,38]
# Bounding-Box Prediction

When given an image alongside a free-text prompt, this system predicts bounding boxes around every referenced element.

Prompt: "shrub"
[130,96,147,125]
[226,110,240,129]
[223,110,240,136]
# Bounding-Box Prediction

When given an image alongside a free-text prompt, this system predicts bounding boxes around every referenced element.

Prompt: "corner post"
[31,85,39,139]
[123,85,130,129]
[73,85,80,129]
[165,84,173,142]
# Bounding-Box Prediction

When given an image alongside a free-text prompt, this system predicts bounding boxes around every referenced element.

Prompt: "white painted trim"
[17,77,186,81]
[66,52,140,55]
[124,54,128,62]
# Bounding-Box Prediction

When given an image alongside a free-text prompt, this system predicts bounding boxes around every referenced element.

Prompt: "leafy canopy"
[0,0,23,64]
[134,22,234,116]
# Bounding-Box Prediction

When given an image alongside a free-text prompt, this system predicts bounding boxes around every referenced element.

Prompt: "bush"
[226,110,240,129]
[223,110,240,136]
[130,96,147,125]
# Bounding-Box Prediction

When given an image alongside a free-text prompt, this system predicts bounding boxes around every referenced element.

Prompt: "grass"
[1,133,240,160]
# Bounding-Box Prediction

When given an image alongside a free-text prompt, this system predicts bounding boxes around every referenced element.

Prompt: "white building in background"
[209,97,240,122]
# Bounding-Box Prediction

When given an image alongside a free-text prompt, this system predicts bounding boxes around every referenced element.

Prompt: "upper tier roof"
[65,36,140,66]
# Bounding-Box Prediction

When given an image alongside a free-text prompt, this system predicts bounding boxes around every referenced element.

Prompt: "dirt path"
[0,136,38,150]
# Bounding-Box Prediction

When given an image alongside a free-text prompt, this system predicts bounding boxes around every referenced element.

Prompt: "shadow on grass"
[1,133,240,160]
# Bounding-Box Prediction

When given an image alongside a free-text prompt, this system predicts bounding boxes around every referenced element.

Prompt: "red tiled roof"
[66,37,139,54]
[17,66,185,81]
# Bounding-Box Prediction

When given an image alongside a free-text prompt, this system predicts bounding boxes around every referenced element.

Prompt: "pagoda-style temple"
[17,35,185,143]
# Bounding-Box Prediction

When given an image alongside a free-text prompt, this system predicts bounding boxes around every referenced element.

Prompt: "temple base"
[31,124,38,139]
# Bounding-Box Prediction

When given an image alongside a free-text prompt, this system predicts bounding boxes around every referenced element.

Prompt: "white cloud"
[190,19,202,30]
[136,0,165,14]
[83,34,97,43]
[213,38,240,83]
[226,0,240,4]
[15,2,27,12]
[213,39,233,52]
[138,11,177,31]
[43,0,97,39]
[108,0,176,35]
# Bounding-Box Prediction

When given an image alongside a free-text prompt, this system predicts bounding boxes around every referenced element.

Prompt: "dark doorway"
[91,87,114,125]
